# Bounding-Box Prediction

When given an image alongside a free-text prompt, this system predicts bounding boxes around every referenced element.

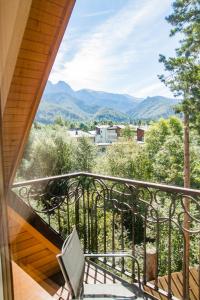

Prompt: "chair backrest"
[57,227,85,298]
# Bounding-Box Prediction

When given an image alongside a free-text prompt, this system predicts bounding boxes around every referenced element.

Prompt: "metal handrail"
[12,171,200,196]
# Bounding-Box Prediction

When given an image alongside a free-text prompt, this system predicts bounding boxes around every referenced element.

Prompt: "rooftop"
[67,130,94,138]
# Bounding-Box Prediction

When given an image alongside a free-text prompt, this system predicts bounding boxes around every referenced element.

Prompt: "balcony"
[12,172,200,300]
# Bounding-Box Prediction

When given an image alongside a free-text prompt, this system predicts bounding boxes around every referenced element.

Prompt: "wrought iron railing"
[12,172,200,299]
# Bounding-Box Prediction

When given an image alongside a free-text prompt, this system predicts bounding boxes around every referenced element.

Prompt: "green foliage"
[74,137,97,172]
[159,0,200,130]
[54,116,66,126]
[142,116,200,187]
[95,141,138,178]
[17,116,200,276]
[153,136,184,185]
[145,117,182,154]
[17,126,75,179]
[18,116,200,190]
[121,126,135,140]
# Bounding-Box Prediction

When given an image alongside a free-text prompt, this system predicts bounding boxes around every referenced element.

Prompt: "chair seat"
[83,283,144,299]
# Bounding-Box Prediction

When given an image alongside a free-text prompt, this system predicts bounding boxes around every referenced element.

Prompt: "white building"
[95,125,118,144]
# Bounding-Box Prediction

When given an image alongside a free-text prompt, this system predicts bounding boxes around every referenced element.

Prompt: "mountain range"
[35,81,179,123]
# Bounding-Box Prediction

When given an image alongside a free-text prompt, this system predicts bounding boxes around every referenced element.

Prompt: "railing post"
[146,249,157,282]
[183,112,190,300]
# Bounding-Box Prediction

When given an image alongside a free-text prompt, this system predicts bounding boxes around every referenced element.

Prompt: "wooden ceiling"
[2,0,75,186]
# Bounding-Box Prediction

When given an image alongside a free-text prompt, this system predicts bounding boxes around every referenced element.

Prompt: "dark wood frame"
[0,93,14,300]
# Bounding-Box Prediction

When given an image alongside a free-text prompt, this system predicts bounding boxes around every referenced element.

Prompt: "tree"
[74,137,96,172]
[17,127,75,179]
[159,2,200,296]
[145,117,184,183]
[159,0,200,188]
[122,126,135,140]
[54,116,66,126]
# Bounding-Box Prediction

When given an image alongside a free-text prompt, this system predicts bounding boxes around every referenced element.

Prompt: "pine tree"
[159,2,200,297]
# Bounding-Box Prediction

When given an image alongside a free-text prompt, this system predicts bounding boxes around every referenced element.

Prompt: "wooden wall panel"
[2,0,76,186]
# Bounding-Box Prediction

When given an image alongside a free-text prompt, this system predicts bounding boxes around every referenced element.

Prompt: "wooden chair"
[57,227,153,299]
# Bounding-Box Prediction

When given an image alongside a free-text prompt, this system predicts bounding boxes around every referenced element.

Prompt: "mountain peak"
[44,80,74,95]
[39,81,179,124]
[56,80,71,88]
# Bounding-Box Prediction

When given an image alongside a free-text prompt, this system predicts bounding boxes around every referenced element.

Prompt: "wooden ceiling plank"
[10,84,39,94]
[23,29,55,44]
[5,115,29,123]
[7,94,35,103]
[32,0,65,18]
[15,67,44,80]
[4,122,27,129]
[3,145,19,150]
[27,18,59,36]
[5,108,30,115]
[17,58,46,71]
[13,76,41,87]
[49,0,67,7]
[21,40,51,55]
[4,127,26,133]
[30,7,62,27]
[18,49,48,64]
[4,134,24,141]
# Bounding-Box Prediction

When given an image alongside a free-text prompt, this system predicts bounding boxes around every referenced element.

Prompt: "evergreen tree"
[74,137,96,172]
[159,2,200,294]
[159,0,200,187]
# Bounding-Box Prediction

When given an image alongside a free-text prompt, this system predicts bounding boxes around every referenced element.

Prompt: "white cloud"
[134,82,174,98]
[50,0,172,96]
[80,10,114,18]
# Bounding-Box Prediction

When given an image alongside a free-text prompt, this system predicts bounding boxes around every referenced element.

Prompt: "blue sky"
[49,0,180,98]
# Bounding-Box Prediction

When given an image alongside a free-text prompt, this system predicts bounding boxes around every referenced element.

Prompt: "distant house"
[95,125,118,143]
[68,130,95,142]
[112,125,126,137]
[96,142,111,153]
[136,125,148,142]
[137,128,145,142]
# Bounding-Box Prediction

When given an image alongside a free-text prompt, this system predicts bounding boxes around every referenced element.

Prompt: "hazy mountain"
[35,81,179,123]
[129,96,180,120]
[44,81,74,96]
[94,108,130,122]
[76,89,142,113]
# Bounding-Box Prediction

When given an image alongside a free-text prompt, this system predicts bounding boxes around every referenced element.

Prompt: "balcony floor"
[144,267,199,300]
[53,260,123,299]
[52,263,199,300]
[13,261,54,300]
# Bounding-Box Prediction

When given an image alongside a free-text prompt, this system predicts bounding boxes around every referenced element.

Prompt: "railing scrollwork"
[12,172,200,299]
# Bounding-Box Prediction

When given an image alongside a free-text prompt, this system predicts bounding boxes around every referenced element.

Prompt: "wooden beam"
[0,93,14,299]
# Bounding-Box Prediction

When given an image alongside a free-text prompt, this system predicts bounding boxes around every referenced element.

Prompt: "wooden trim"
[0,93,14,299]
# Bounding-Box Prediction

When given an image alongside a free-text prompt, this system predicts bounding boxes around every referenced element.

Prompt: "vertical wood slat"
[0,93,14,300]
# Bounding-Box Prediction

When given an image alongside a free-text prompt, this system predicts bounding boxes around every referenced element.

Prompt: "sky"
[49,0,180,98]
